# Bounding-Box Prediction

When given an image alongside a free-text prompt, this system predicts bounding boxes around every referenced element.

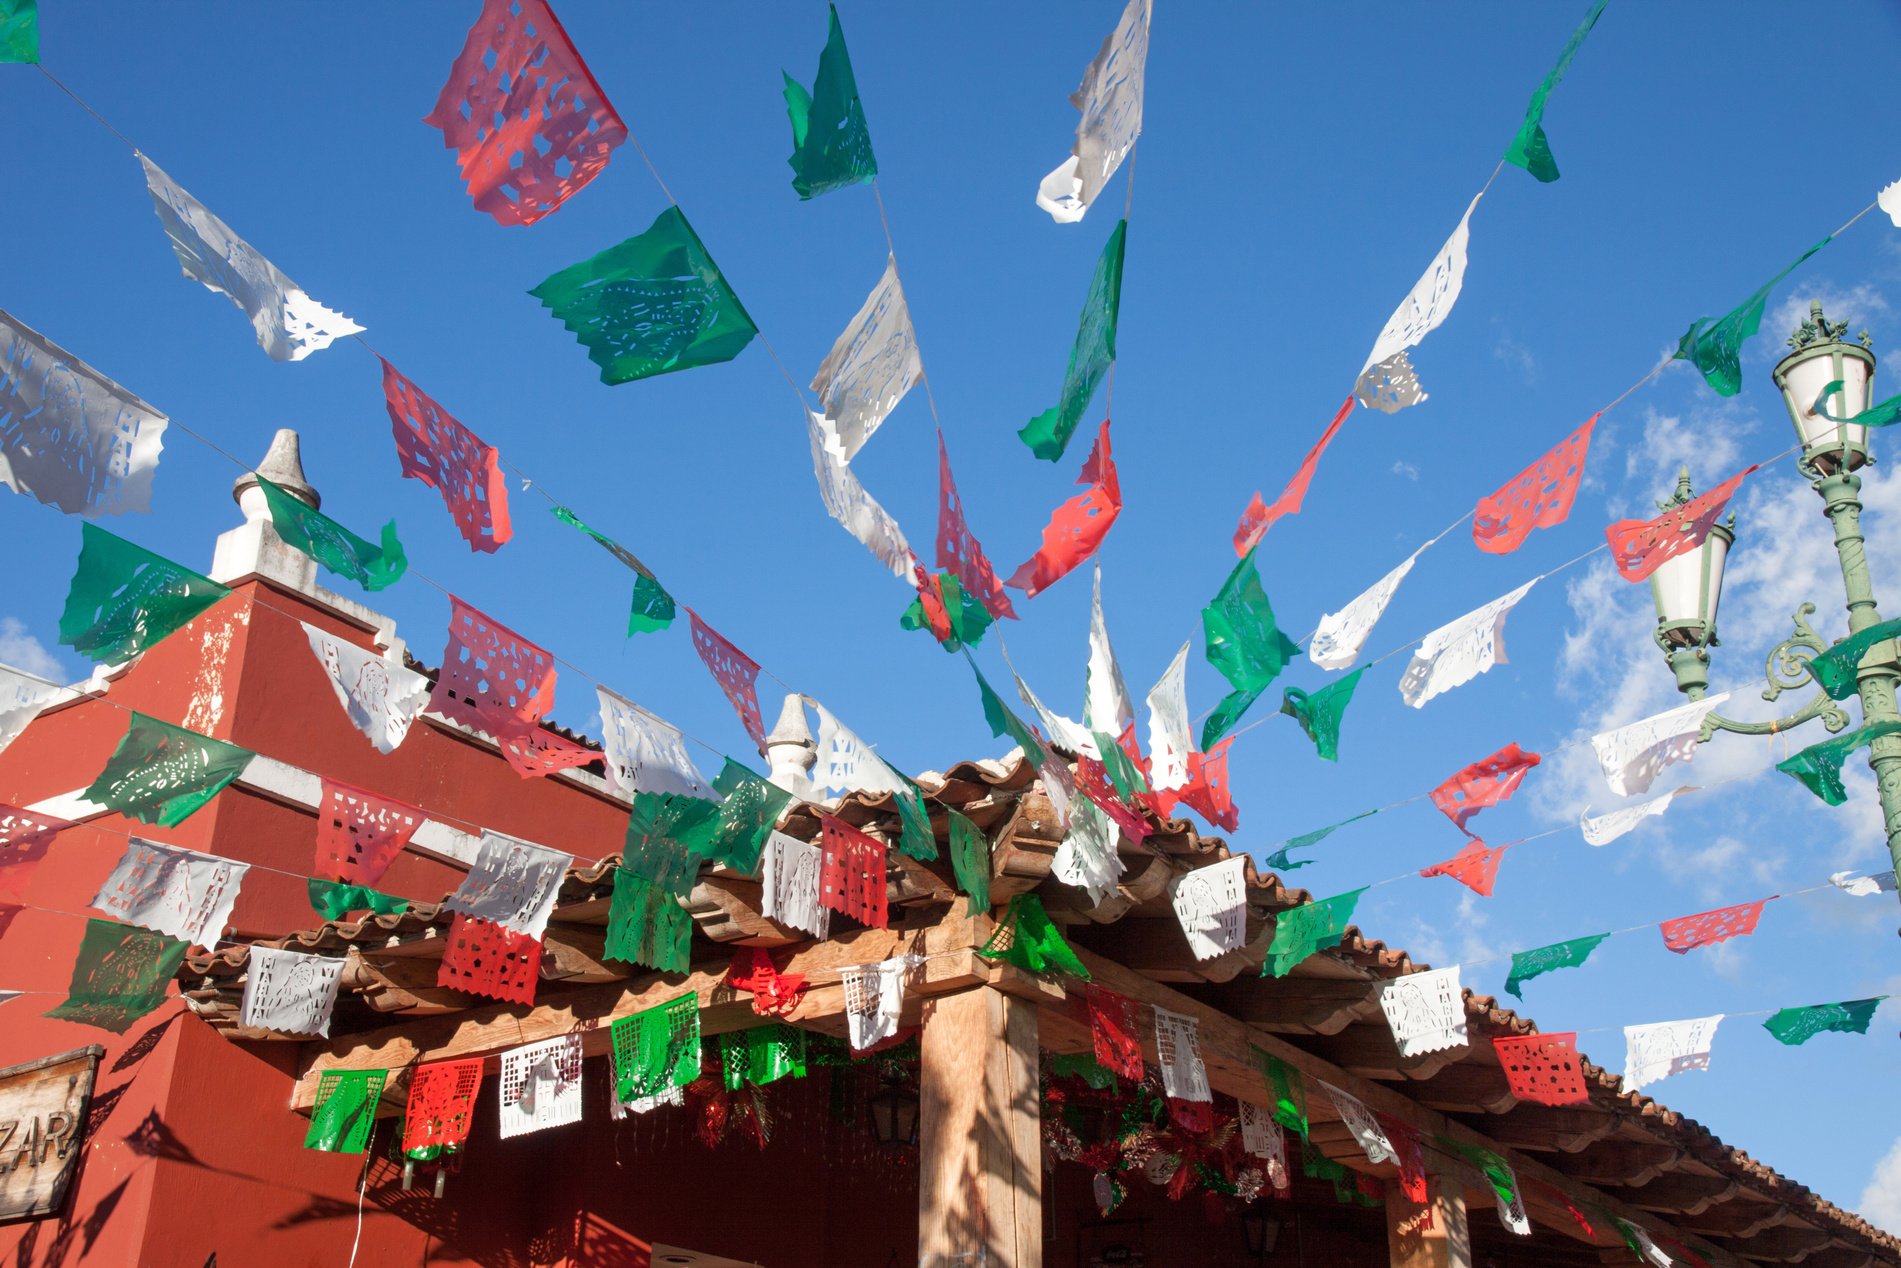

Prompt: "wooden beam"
[1701,1225,1834,1261]
[1548,1141,1685,1188]
[1297,1022,1465,1082]
[1676,1203,1797,1240]
[1403,1062,1521,1115]
[918,988,1040,1268]
[1600,1173,1744,1217]
[1481,1105,1623,1154]
[1386,1173,1473,1268]
[1183,974,1386,1037]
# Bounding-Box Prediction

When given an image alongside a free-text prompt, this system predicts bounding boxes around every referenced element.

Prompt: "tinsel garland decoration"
[683,1045,772,1150]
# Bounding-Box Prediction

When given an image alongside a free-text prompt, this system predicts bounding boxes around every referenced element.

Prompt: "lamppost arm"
[1694,603,1854,741]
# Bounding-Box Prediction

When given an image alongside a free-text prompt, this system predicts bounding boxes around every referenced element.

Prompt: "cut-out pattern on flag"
[424,0,626,227]
[1264,888,1364,979]
[41,918,188,1034]
[966,652,1049,770]
[549,506,675,633]
[1675,241,1831,397]
[1085,564,1135,737]
[721,1023,807,1088]
[1440,1140,1530,1237]
[1501,0,1607,183]
[842,956,915,1051]
[1613,1221,1677,1268]
[819,815,887,929]
[1472,415,1596,553]
[1088,985,1143,1081]
[257,477,405,592]
[762,830,830,940]
[947,809,991,917]
[700,758,796,876]
[1021,219,1127,461]
[981,893,1090,980]
[1323,1083,1396,1165]
[430,596,593,779]
[1233,397,1355,556]
[621,791,716,897]
[1376,1113,1427,1204]
[809,698,907,803]
[1623,1015,1722,1091]
[530,205,758,385]
[1152,1006,1211,1103]
[0,803,67,904]
[1355,194,1482,413]
[240,945,344,1037]
[1280,668,1363,763]
[443,829,572,940]
[1763,997,1885,1046]
[937,432,1018,621]
[1591,694,1730,798]
[1432,743,1541,836]
[301,622,430,756]
[612,998,702,1110]
[307,878,406,923]
[1419,839,1511,897]
[1035,0,1149,223]
[1581,788,1686,847]
[1052,794,1124,906]
[1201,546,1301,749]
[727,947,806,1019]
[305,1070,386,1153]
[1254,1046,1308,1136]
[379,359,511,553]
[1169,856,1248,961]
[313,778,422,886]
[783,3,878,200]
[402,1058,484,1152]
[60,524,230,665]
[1809,616,1901,700]
[1399,579,1537,709]
[1493,1033,1589,1106]
[605,867,690,974]
[1173,739,1238,833]
[0,309,168,517]
[810,255,916,459]
[1505,933,1606,999]
[1144,640,1192,792]
[596,687,712,800]
[1008,419,1123,598]
[1659,898,1771,954]
[687,608,766,753]
[436,912,540,1004]
[0,663,69,758]
[1239,1100,1286,1180]
[1376,967,1468,1057]
[1309,545,1429,671]
[90,836,247,947]
[805,410,912,579]
[497,1034,585,1139]
[1074,754,1149,847]
[1607,466,1757,582]
[138,155,363,362]
[0,0,37,63]
[1777,720,1901,806]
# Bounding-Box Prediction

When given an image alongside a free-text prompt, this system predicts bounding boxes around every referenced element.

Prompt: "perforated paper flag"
[1008,420,1123,598]
[1504,933,1605,999]
[1675,241,1831,397]
[84,713,254,829]
[688,609,766,753]
[1034,0,1149,223]
[1580,789,1684,846]
[1623,1015,1722,1090]
[1763,997,1884,1046]
[1831,869,1897,897]
[721,1024,808,1088]
[305,1070,385,1153]
[61,524,230,664]
[762,830,830,940]
[530,206,758,385]
[1778,721,1901,806]
[138,155,362,361]
[436,912,540,1004]
[1264,889,1364,979]
[1085,564,1135,738]
[240,945,343,1037]
[1323,1083,1396,1165]
[1607,466,1756,582]
[313,778,422,885]
[380,359,511,553]
[783,3,878,199]
[1280,668,1363,763]
[43,918,188,1034]
[1144,640,1193,792]
[701,758,797,875]
[1398,579,1537,709]
[0,309,168,517]
[843,955,916,1051]
[1355,194,1482,413]
[1074,752,1149,846]
[605,867,690,973]
[805,410,911,578]
[1021,223,1127,462]
[1238,1100,1285,1173]
[1438,1139,1529,1237]
[0,662,69,758]
[1419,839,1511,897]
[1309,546,1427,671]
[403,1058,484,1152]
[965,652,1048,770]
[1473,415,1595,553]
[819,814,887,929]
[1233,397,1355,557]
[1432,743,1540,836]
[0,0,37,62]
[549,506,675,634]
[425,0,625,226]
[611,995,702,1105]
[1660,898,1771,954]
[1808,617,1901,700]
[596,687,713,801]
[443,830,570,940]
[809,698,906,802]
[1492,1033,1589,1106]
[902,566,993,652]
[1152,1006,1211,1103]
[1172,739,1238,834]
[1201,547,1301,749]
[1088,985,1143,1081]
[981,893,1090,980]
[1590,694,1730,798]
[431,595,593,779]
[1376,967,1468,1057]
[811,256,917,459]
[948,809,991,917]
[1501,0,1607,183]
[1615,1221,1676,1268]
[1169,856,1247,961]
[937,432,1017,621]
[1003,651,1090,758]
[307,879,406,923]
[498,1034,585,1139]
[257,477,405,592]
[90,837,247,947]
[1052,795,1123,907]
[301,623,429,757]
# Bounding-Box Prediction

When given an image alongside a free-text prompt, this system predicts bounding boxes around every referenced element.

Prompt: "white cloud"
[1861,1135,1901,1235]
[1766,284,1889,364]
[0,618,67,683]
[1492,327,1537,385]
[1392,461,1419,481]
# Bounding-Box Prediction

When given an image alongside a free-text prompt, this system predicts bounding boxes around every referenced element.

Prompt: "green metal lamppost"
[1647,300,1901,897]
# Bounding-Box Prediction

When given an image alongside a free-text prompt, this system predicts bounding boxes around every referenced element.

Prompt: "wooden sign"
[0,1045,104,1222]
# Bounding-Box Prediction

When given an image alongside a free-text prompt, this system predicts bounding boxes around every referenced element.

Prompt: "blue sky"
[5,0,1901,1223]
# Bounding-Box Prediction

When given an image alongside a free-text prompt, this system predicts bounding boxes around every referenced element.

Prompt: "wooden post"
[918,987,1041,1268]
[1386,1174,1472,1268]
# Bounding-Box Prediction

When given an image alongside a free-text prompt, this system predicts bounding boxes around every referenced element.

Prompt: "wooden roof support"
[1702,1224,1835,1261]
[1602,1173,1745,1217]
[1550,1140,1686,1188]
[1182,973,1387,1037]
[1481,1105,1625,1154]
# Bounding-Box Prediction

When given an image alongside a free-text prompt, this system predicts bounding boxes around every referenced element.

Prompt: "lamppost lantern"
[1650,466,1734,699]
[1774,298,1877,475]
